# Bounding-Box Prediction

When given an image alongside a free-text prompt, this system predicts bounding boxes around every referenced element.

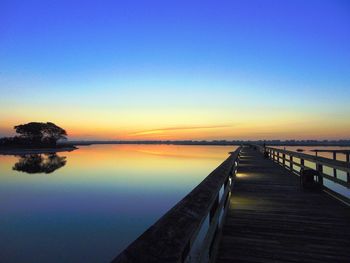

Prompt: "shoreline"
[62,141,350,147]
[0,146,78,155]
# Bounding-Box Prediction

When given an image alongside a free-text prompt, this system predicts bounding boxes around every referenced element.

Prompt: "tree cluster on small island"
[0,122,67,148]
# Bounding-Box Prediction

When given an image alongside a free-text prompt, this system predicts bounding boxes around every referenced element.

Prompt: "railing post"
[347,153,350,185]
[279,153,282,164]
[300,158,304,174]
[316,163,324,186]
[333,152,337,178]
[262,149,348,199]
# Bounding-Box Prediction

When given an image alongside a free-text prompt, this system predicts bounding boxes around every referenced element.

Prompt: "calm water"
[0,145,235,263]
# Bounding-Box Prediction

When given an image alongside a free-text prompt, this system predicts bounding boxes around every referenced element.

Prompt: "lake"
[0,144,236,263]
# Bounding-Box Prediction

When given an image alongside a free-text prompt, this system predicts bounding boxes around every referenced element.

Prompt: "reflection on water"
[13,153,67,174]
[0,144,235,263]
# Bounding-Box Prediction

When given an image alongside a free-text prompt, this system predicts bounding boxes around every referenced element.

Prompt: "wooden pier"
[216,146,350,262]
[112,145,350,263]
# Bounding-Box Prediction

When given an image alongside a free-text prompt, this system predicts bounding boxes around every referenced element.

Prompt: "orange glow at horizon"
[1,108,350,140]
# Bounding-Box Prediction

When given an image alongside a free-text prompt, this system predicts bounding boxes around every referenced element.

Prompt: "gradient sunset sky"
[1,0,349,140]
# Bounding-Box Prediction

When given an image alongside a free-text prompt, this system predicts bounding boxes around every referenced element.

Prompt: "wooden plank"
[216,147,350,263]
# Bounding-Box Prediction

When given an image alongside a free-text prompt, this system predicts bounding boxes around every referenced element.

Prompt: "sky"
[0,0,350,140]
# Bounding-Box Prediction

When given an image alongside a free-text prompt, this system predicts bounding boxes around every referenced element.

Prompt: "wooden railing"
[256,145,350,202]
[111,147,241,263]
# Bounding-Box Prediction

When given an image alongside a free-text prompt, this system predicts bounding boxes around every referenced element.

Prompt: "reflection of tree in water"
[13,153,67,174]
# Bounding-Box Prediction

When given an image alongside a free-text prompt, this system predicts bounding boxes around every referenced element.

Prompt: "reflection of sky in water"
[274,146,350,200]
[0,145,236,263]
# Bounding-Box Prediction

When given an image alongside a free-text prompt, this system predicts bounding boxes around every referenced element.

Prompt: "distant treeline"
[63,139,350,146]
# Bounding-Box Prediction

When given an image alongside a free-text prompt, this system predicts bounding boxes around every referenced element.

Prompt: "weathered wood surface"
[216,146,350,263]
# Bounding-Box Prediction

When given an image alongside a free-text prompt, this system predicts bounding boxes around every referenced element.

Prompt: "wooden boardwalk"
[216,147,350,263]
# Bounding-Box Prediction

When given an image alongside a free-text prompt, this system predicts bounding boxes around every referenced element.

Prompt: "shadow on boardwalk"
[216,147,350,262]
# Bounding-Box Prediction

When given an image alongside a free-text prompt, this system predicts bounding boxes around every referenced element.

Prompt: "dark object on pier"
[216,147,350,263]
[263,151,269,159]
[114,145,350,263]
[300,168,319,189]
[297,148,304,152]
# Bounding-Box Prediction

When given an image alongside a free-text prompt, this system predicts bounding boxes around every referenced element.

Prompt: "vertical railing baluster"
[280,153,283,165]
[275,151,277,162]
[264,148,347,196]
[333,152,337,178]
[317,163,324,187]
[300,158,304,175]
[346,153,350,185]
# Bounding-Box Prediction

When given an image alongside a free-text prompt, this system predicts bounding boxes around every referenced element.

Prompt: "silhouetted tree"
[13,122,67,146]
[0,137,14,146]
[14,122,44,144]
[0,136,32,146]
[42,122,67,145]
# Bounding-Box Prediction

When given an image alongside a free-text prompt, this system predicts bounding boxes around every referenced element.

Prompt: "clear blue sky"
[1,0,350,140]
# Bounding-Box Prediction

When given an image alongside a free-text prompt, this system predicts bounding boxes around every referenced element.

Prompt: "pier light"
[236,173,248,178]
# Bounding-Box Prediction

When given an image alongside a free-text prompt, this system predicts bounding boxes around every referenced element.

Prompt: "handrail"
[264,147,350,173]
[255,145,350,192]
[111,147,241,263]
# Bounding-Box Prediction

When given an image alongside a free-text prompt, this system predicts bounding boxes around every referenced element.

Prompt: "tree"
[14,122,44,143]
[42,122,67,145]
[13,122,67,146]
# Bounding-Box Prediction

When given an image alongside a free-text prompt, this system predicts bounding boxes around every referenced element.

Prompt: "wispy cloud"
[129,124,232,137]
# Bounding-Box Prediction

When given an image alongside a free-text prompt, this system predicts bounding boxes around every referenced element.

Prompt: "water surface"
[0,144,235,263]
